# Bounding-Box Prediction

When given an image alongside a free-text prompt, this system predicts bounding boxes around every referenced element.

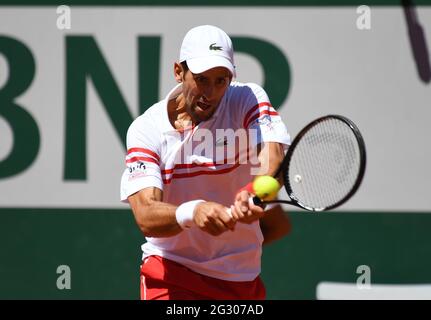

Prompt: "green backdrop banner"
[1,209,430,299]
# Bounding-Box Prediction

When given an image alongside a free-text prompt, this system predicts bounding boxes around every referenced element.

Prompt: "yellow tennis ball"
[252,176,280,201]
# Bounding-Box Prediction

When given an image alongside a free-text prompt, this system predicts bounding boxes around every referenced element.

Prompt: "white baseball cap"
[179,25,236,77]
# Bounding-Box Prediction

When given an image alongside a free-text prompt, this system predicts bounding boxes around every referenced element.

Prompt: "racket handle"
[226,196,263,218]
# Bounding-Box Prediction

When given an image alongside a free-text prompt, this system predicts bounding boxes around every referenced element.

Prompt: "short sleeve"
[120,116,163,202]
[241,83,291,148]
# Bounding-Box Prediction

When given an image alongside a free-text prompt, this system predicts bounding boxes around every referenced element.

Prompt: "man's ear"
[174,62,184,83]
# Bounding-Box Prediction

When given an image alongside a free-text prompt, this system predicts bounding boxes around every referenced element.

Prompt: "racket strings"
[287,118,361,210]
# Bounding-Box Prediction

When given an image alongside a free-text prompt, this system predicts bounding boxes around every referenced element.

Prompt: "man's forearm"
[133,200,183,238]
[260,205,291,245]
[128,189,183,238]
[256,142,285,177]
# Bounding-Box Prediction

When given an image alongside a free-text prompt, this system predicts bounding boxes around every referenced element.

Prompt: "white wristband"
[175,200,205,229]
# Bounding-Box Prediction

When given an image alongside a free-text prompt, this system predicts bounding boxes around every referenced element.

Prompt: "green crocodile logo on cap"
[209,43,222,51]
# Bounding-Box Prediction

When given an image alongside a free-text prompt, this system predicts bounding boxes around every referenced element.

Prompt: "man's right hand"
[193,202,236,236]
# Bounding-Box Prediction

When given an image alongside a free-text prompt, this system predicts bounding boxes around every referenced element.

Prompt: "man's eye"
[196,77,207,83]
[216,78,227,85]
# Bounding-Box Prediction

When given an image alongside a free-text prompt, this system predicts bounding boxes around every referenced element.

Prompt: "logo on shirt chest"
[173,128,259,166]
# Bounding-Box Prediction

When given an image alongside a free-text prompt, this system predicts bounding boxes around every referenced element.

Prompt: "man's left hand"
[229,190,265,224]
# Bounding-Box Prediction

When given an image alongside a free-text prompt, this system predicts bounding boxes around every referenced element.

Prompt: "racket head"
[281,115,366,211]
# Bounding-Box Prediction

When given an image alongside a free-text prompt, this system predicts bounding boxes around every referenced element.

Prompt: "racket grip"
[226,196,263,218]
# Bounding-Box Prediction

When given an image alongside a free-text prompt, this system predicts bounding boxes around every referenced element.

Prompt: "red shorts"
[140,255,266,300]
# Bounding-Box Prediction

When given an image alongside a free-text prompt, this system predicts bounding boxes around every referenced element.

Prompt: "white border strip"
[317,282,431,300]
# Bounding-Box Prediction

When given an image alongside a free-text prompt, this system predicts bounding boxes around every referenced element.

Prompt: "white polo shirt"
[120,81,290,281]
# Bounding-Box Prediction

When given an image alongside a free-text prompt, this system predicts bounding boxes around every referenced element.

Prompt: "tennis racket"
[253,114,366,212]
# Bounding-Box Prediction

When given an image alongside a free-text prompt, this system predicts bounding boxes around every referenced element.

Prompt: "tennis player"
[120,25,291,300]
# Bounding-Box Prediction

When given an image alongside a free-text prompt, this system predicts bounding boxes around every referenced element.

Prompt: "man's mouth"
[196,101,211,111]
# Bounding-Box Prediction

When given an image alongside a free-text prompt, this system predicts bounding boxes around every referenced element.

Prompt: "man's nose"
[202,85,215,101]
